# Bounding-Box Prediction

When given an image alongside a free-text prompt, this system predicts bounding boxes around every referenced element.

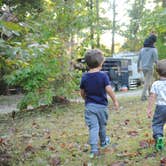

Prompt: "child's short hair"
[84,49,104,69]
[156,59,166,77]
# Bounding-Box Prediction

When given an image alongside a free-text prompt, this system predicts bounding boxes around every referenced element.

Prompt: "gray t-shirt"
[137,47,158,70]
[151,80,166,105]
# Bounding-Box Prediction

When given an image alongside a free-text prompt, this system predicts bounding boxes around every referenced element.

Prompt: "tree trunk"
[111,0,116,55]
[96,0,100,48]
[162,0,166,7]
[90,0,94,49]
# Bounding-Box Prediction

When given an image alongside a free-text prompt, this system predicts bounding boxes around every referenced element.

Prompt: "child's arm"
[147,92,156,118]
[105,85,119,110]
[80,89,86,100]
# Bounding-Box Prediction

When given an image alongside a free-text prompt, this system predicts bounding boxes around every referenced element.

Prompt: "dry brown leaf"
[24,144,35,153]
[127,130,138,137]
[139,140,149,148]
[117,151,140,158]
[83,162,88,166]
[0,153,12,165]
[60,143,66,148]
[124,119,130,125]
[139,139,155,149]
[135,120,141,125]
[144,133,149,137]
[50,156,61,166]
[0,138,4,144]
[49,146,55,151]
[161,157,166,166]
[111,161,125,166]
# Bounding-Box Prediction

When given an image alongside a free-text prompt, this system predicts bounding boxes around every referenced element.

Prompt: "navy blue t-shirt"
[80,71,110,106]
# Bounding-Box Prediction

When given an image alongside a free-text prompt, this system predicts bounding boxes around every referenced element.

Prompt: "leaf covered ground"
[1,96,166,166]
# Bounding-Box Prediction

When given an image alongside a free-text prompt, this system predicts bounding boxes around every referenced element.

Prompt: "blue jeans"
[85,103,108,153]
[152,105,166,139]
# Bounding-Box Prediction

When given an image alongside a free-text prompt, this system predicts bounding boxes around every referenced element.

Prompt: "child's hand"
[114,101,119,111]
[147,109,152,118]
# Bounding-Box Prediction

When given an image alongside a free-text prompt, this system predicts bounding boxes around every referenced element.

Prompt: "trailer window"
[121,60,128,67]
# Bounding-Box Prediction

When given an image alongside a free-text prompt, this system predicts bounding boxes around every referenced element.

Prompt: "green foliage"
[121,1,166,59]
[4,33,75,110]
[139,7,166,59]
[0,0,44,20]
[121,0,147,51]
[0,0,112,108]
[156,35,166,60]
[1,3,77,109]
[0,20,27,93]
[2,0,165,110]
[5,56,52,109]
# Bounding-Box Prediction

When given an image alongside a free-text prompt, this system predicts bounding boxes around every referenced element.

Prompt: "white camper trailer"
[113,52,144,89]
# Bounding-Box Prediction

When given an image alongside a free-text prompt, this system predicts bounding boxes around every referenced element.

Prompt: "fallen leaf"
[117,151,139,158]
[24,144,35,153]
[102,148,114,154]
[67,143,74,150]
[124,119,130,125]
[49,146,55,151]
[111,143,118,150]
[49,156,61,166]
[32,133,37,137]
[135,120,141,125]
[0,138,4,144]
[144,133,149,137]
[60,143,66,148]
[81,144,89,152]
[22,145,36,159]
[111,161,125,166]
[139,139,155,149]
[146,139,155,146]
[83,162,88,166]
[32,121,37,126]
[139,140,149,149]
[161,157,166,166]
[0,153,11,166]
[116,136,121,140]
[22,134,32,139]
[32,121,40,129]
[45,134,51,139]
[127,131,138,137]
[40,145,47,150]
[145,152,156,159]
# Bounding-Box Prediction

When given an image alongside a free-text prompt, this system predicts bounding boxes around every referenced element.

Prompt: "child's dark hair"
[156,59,166,77]
[84,49,104,69]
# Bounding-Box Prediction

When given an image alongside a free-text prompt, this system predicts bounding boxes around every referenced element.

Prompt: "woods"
[0,1,166,165]
[0,0,165,110]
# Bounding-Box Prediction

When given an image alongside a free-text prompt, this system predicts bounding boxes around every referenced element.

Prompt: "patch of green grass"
[0,97,166,165]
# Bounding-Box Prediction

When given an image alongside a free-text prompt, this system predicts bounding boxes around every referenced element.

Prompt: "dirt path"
[70,88,142,103]
[0,95,23,114]
[0,89,142,114]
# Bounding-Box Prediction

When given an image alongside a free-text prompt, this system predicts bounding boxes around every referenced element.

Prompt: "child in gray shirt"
[138,34,158,101]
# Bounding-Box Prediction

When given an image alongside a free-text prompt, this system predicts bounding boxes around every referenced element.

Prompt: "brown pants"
[141,70,153,100]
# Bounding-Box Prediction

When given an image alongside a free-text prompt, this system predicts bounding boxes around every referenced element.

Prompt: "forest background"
[0,0,165,110]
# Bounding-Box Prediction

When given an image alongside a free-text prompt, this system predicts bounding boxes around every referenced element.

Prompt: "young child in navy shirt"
[80,49,119,158]
[147,59,166,150]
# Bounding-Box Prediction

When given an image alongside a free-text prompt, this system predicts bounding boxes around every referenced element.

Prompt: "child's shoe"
[89,151,100,159]
[155,137,164,151]
[101,136,110,149]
